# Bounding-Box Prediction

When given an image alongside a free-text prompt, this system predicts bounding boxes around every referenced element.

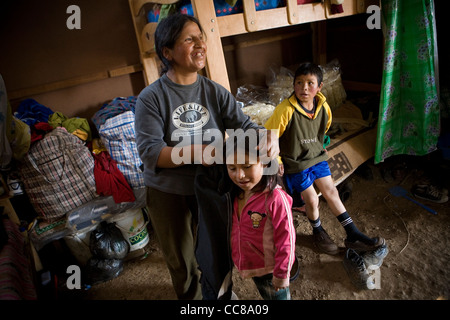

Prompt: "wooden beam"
[311,21,327,66]
[242,0,258,32]
[286,0,300,24]
[8,64,143,100]
[222,29,310,52]
[192,0,231,91]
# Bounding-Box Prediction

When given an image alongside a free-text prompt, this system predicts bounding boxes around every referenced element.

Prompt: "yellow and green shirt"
[264,91,332,174]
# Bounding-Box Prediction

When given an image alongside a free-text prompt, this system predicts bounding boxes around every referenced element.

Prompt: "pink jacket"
[231,185,296,288]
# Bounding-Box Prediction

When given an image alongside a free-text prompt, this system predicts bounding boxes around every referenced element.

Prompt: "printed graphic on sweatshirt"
[248,210,267,229]
[172,103,210,135]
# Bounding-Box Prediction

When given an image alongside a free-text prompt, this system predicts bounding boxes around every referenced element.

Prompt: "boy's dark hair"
[154,13,204,75]
[294,62,323,85]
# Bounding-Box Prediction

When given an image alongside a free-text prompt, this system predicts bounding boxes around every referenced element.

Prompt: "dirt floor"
[68,152,449,301]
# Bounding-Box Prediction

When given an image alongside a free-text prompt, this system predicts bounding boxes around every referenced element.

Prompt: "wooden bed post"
[191,0,231,92]
[311,20,327,66]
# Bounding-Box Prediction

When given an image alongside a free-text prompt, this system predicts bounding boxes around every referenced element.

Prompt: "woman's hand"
[278,162,284,176]
[257,129,279,160]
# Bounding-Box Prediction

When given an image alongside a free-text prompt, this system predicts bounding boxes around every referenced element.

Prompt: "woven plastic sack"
[98,111,145,188]
[20,127,98,221]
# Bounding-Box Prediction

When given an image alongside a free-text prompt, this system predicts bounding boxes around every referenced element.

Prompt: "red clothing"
[30,122,53,144]
[231,185,296,288]
[93,151,135,203]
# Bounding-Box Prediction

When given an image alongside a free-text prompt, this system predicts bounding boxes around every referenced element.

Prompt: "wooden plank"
[222,30,310,52]
[142,55,160,86]
[311,21,327,66]
[286,0,300,24]
[218,3,327,37]
[297,2,327,23]
[242,0,258,32]
[108,64,143,78]
[140,22,158,54]
[8,64,143,100]
[192,0,231,91]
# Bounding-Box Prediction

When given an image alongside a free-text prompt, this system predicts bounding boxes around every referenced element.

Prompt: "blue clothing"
[91,96,136,129]
[284,160,331,193]
[14,99,54,126]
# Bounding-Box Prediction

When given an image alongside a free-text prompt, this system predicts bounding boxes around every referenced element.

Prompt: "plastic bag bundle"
[320,60,347,111]
[266,66,294,106]
[84,222,130,285]
[89,221,130,260]
[241,103,275,126]
[84,258,124,286]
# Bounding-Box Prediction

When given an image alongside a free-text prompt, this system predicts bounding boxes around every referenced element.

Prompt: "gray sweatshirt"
[135,74,259,195]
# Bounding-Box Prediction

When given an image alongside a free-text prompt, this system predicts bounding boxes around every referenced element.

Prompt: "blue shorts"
[284,161,331,194]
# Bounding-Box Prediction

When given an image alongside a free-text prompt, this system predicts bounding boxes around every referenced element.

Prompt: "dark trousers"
[194,165,234,300]
[146,187,202,300]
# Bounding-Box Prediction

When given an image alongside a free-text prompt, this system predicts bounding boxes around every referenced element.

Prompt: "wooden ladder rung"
[242,0,258,32]
[141,22,158,54]
[286,0,300,24]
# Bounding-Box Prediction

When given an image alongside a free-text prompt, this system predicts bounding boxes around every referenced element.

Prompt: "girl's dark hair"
[226,130,280,199]
[154,13,204,75]
[294,62,323,85]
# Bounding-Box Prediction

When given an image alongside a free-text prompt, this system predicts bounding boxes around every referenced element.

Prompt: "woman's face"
[164,21,207,75]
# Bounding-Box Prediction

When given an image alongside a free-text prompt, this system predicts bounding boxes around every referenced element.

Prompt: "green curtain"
[375,0,440,164]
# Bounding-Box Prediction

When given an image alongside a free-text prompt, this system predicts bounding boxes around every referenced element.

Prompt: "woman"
[134,13,278,299]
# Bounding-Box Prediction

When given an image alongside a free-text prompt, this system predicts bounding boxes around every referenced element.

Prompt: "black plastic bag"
[84,258,123,285]
[89,221,129,259]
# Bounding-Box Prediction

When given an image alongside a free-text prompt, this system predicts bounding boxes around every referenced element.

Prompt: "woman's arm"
[157,144,216,168]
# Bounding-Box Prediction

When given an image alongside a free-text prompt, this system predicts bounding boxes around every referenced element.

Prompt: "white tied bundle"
[268,73,294,107]
[241,103,276,126]
[321,65,347,111]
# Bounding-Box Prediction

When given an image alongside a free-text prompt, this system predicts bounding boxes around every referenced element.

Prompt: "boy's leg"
[315,174,385,251]
[147,187,202,300]
[286,167,339,255]
[303,185,339,255]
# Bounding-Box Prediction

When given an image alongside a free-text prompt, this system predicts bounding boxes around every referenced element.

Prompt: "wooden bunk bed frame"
[128,0,380,91]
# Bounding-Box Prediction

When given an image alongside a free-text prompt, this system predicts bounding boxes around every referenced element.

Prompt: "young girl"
[226,133,297,300]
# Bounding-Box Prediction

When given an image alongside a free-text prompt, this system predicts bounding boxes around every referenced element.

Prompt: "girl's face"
[294,73,323,106]
[163,21,206,75]
[227,154,264,194]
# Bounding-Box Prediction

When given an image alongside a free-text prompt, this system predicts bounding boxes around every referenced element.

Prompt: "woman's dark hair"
[226,130,280,199]
[154,13,204,75]
[294,62,323,85]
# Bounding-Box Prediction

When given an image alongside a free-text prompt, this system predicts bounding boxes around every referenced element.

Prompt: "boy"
[264,62,384,255]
